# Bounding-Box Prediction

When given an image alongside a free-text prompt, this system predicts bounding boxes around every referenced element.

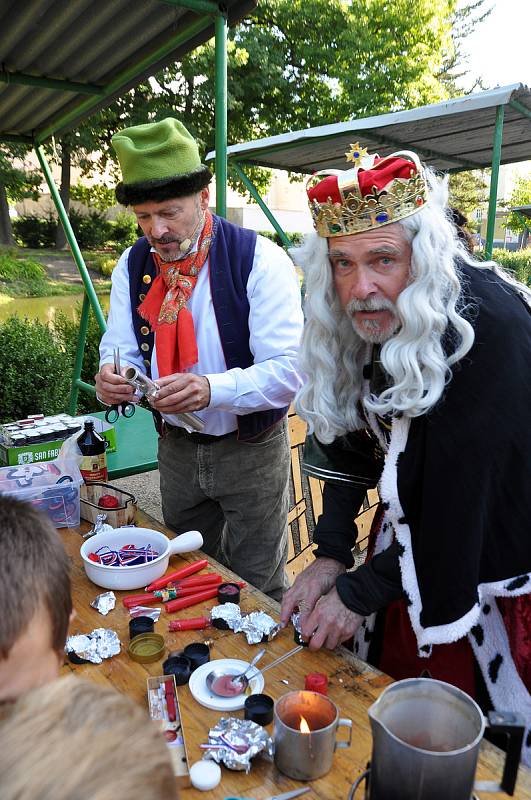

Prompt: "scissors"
[225,788,310,800]
[104,347,136,423]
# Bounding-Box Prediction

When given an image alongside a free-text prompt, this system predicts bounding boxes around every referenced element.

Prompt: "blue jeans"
[158,418,290,601]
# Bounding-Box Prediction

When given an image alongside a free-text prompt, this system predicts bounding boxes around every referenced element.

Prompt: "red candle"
[305,672,328,695]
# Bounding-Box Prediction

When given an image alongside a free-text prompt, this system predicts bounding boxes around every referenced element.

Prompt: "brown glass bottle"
[77,420,107,483]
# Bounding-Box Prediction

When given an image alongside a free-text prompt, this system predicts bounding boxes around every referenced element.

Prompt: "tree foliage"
[77,0,472,197]
[448,170,488,223]
[503,175,531,235]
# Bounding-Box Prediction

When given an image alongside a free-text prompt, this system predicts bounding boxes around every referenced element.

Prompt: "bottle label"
[80,453,107,483]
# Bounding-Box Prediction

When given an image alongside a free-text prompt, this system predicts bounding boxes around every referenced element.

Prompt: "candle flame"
[299,715,311,734]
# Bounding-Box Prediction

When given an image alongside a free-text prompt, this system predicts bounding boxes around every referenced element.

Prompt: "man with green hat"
[95,118,303,600]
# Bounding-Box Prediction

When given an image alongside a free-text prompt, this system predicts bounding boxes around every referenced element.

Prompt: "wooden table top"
[61,510,531,800]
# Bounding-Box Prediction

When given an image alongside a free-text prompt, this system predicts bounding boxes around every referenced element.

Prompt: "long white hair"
[294,169,531,444]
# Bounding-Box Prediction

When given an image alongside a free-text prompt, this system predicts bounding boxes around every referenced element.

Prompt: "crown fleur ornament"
[307,146,427,238]
[345,142,369,165]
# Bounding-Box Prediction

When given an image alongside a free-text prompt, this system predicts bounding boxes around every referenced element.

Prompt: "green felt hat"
[112,118,212,205]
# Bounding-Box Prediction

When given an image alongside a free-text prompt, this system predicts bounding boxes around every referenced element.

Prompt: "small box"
[0,414,116,467]
[147,675,191,786]
[80,482,137,526]
[0,458,83,528]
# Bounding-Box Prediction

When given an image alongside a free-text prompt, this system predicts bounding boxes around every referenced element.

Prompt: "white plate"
[188,658,265,711]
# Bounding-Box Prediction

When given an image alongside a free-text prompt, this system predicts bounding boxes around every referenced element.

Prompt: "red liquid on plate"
[211,674,245,697]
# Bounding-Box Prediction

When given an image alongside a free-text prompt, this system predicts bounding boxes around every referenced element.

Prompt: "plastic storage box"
[0,458,83,528]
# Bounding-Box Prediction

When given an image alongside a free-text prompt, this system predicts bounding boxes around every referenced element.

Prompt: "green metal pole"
[35,145,107,333]
[68,294,91,414]
[232,163,293,249]
[156,0,221,14]
[485,105,504,260]
[214,13,227,217]
[509,99,531,121]
[0,70,103,95]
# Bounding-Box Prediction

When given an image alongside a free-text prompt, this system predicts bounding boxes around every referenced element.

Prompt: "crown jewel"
[307,145,427,238]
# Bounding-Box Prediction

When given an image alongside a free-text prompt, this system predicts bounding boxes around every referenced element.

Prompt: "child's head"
[0,675,178,800]
[0,496,72,702]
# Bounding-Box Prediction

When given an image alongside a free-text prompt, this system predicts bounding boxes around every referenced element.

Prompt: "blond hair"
[0,676,178,800]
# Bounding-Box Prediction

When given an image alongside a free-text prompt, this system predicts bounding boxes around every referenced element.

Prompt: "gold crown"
[307,145,427,238]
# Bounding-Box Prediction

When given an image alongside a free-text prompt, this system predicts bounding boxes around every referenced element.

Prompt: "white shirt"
[99,235,304,435]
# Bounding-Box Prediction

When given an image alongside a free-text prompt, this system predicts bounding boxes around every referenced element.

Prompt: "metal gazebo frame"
[207,83,531,257]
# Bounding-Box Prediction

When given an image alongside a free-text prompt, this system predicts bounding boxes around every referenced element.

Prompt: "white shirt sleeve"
[99,248,145,373]
[205,235,304,414]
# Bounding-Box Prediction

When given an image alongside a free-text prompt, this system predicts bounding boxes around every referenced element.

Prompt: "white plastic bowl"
[80,527,203,590]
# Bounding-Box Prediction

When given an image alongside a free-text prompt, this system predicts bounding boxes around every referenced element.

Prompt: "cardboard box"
[147,675,191,786]
[0,415,116,467]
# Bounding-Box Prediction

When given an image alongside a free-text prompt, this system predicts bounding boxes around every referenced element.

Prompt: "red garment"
[307,155,418,205]
[137,211,213,377]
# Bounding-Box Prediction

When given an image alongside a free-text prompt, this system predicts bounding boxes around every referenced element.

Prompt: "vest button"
[141,343,150,352]
[139,293,146,301]
[140,326,150,336]
[143,275,152,284]
[143,359,151,367]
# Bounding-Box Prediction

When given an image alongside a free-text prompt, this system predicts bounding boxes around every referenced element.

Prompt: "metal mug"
[274,690,352,781]
[363,678,524,800]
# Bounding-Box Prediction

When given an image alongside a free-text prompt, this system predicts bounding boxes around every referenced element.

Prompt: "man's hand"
[302,586,364,650]
[95,364,136,406]
[151,373,211,414]
[280,557,346,628]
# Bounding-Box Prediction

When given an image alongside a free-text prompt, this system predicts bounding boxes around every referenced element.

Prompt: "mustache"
[346,296,396,314]
[150,236,178,245]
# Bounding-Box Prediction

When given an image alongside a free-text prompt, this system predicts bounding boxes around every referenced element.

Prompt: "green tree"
[77,0,483,198]
[503,175,531,248]
[448,170,488,223]
[0,145,42,246]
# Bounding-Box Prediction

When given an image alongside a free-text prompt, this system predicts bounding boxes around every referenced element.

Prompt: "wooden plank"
[61,511,531,800]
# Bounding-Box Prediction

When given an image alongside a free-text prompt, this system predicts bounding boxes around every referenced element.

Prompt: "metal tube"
[35,145,107,333]
[231,162,293,249]
[509,99,531,121]
[0,70,103,95]
[485,105,504,259]
[35,16,212,143]
[68,294,91,414]
[156,0,221,14]
[214,13,228,217]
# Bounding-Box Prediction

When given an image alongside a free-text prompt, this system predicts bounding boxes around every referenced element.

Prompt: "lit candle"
[273,691,352,781]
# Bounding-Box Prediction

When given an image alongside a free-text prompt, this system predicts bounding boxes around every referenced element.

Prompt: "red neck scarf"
[137,211,213,377]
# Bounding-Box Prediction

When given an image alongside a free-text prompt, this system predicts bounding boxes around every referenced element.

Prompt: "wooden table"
[62,510,531,800]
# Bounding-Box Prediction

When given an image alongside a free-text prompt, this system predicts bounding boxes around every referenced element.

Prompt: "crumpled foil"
[65,628,120,664]
[210,602,242,627]
[203,717,273,772]
[82,514,114,539]
[291,612,302,635]
[90,591,116,616]
[210,604,280,645]
[237,611,280,645]
[129,605,161,621]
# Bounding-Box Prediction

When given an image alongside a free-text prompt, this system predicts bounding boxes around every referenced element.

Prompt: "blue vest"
[127,215,288,440]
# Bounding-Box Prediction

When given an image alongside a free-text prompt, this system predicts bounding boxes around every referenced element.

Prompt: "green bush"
[69,208,112,249]
[0,317,71,421]
[490,248,531,286]
[108,211,140,250]
[85,251,118,276]
[12,214,56,248]
[0,305,103,422]
[0,252,46,282]
[258,230,305,248]
[53,305,102,415]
